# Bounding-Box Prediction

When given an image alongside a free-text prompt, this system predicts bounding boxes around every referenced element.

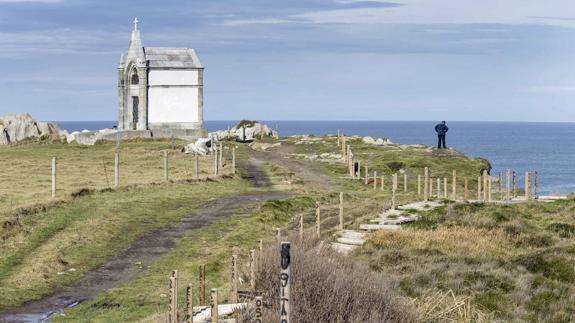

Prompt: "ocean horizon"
[53,120,575,195]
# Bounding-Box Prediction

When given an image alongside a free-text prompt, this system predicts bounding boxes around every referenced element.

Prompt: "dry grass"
[238,235,417,323]
[0,140,234,212]
[369,227,515,259]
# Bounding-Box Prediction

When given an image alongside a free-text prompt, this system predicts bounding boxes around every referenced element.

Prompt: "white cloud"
[292,0,575,27]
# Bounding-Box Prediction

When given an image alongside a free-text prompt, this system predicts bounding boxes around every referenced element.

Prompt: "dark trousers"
[437,135,446,148]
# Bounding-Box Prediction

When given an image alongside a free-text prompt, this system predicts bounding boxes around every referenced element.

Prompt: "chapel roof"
[144,47,203,69]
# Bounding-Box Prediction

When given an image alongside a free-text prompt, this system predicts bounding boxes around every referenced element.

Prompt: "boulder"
[0,112,62,145]
[183,137,212,155]
[362,135,392,146]
[207,120,278,142]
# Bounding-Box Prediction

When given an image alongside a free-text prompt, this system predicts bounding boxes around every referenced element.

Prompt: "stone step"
[340,230,367,239]
[337,237,365,246]
[398,201,442,211]
[360,224,402,231]
[331,242,357,254]
[369,216,418,225]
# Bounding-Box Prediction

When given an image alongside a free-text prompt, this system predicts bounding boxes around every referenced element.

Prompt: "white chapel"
[117,18,205,137]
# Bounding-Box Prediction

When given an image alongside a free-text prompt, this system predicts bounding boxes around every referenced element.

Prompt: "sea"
[54,120,575,195]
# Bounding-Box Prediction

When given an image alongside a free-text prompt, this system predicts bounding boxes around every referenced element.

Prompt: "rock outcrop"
[0,113,63,145]
[209,120,278,142]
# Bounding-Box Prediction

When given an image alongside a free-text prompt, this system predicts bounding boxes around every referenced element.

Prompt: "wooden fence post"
[210,288,218,323]
[373,171,377,190]
[164,151,169,181]
[443,177,447,199]
[232,147,236,175]
[534,171,539,198]
[195,154,199,179]
[404,174,408,192]
[506,169,511,201]
[255,296,263,323]
[51,156,57,198]
[231,255,238,303]
[452,170,457,200]
[114,153,120,188]
[199,265,206,306]
[341,136,347,160]
[364,166,368,185]
[258,240,263,271]
[250,249,256,290]
[280,242,291,323]
[498,171,502,195]
[525,172,531,200]
[513,171,517,198]
[219,142,223,169]
[436,178,441,198]
[339,192,344,230]
[316,202,321,237]
[186,283,193,323]
[483,170,488,201]
[337,129,341,147]
[276,228,281,245]
[464,177,469,201]
[381,175,385,191]
[429,177,433,198]
[169,270,178,323]
[213,149,219,176]
[357,160,361,180]
[392,174,398,209]
[424,167,429,201]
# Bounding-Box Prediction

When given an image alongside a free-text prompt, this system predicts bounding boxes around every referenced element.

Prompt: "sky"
[0,0,574,122]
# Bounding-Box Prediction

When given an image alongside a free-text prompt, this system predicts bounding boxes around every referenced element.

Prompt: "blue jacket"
[435,123,449,135]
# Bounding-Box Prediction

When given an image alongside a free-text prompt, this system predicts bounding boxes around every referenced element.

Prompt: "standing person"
[435,121,449,149]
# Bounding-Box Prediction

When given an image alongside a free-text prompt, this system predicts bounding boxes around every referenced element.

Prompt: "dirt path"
[243,142,336,191]
[0,191,287,323]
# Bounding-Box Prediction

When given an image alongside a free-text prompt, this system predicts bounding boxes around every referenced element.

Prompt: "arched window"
[131,70,139,85]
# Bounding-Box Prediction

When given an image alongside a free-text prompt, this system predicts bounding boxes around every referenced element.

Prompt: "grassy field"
[360,199,575,322]
[0,140,234,212]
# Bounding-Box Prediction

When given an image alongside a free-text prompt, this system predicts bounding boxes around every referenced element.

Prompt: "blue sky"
[0,0,574,121]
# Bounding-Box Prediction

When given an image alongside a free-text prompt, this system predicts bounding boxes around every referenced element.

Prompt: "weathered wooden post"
[195,154,199,179]
[280,242,291,323]
[199,265,206,306]
[482,170,488,201]
[534,171,539,198]
[339,192,344,230]
[506,169,511,201]
[255,296,263,323]
[51,156,57,198]
[464,177,469,201]
[477,176,483,201]
[381,175,385,191]
[429,177,434,198]
[357,160,361,180]
[512,171,517,198]
[404,174,408,192]
[373,171,377,190]
[169,270,178,323]
[424,167,429,201]
[364,166,369,185]
[185,283,193,323]
[250,249,256,290]
[337,129,341,147]
[392,174,398,209]
[341,136,347,160]
[213,149,219,176]
[258,240,263,271]
[443,177,447,199]
[452,170,457,200]
[418,174,422,196]
[315,202,321,237]
[525,172,531,200]
[276,228,281,245]
[114,153,120,188]
[219,142,223,169]
[231,255,238,303]
[164,151,169,181]
[436,178,441,198]
[210,288,218,322]
[232,147,236,175]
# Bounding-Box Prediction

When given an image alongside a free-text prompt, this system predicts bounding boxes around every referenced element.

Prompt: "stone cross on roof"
[133,17,139,31]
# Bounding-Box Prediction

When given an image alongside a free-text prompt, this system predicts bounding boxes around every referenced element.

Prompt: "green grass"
[360,199,575,321]
[0,177,256,311]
